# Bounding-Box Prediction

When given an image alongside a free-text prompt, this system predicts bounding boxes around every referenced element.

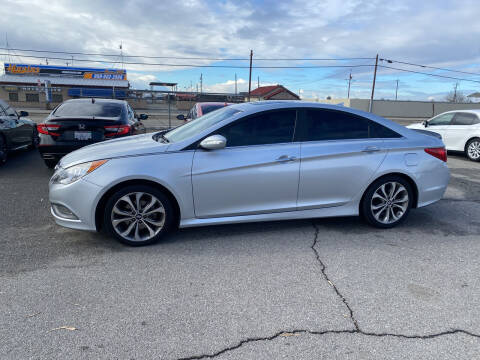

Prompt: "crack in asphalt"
[176,329,480,360]
[310,222,360,330]
[176,222,480,360]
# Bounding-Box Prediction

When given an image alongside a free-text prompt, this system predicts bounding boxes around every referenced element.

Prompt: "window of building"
[52,94,63,103]
[25,93,40,102]
[8,93,19,102]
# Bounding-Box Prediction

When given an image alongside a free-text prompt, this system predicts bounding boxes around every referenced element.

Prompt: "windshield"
[53,102,123,118]
[164,106,242,143]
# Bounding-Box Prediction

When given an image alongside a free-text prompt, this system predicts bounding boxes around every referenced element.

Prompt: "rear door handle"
[275,155,297,163]
[362,146,381,153]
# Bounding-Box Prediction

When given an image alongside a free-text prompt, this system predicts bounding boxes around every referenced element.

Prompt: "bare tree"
[444,90,471,103]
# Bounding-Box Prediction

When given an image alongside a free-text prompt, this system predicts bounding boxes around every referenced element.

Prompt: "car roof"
[62,98,127,105]
[197,102,232,107]
[437,109,480,116]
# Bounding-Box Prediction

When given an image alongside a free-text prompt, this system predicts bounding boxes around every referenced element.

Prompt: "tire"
[0,135,7,166]
[44,159,57,169]
[466,138,480,162]
[28,128,39,150]
[361,175,413,228]
[103,185,176,246]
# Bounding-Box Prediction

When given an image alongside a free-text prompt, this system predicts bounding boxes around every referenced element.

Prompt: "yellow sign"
[6,64,40,74]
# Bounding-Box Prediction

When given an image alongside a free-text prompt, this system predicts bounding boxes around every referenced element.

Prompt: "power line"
[380,58,480,77]
[0,47,374,61]
[378,65,480,84]
[0,53,375,69]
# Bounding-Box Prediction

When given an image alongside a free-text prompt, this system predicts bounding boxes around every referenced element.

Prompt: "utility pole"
[257,76,260,88]
[395,79,399,101]
[347,70,352,99]
[248,50,253,102]
[235,73,237,95]
[200,73,203,94]
[453,82,458,103]
[369,54,379,113]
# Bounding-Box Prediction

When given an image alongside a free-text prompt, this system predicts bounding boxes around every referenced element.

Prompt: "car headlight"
[51,160,108,185]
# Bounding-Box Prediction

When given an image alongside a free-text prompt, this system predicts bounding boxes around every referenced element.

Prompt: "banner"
[4,63,127,80]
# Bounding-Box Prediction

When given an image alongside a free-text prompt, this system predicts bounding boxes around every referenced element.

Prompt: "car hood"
[406,122,427,130]
[59,133,169,168]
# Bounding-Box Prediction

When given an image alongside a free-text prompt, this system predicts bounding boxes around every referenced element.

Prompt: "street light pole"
[395,79,399,101]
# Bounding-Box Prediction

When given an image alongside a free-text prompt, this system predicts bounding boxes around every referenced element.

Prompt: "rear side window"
[201,105,224,115]
[452,113,478,125]
[218,109,296,147]
[53,102,123,118]
[298,109,400,141]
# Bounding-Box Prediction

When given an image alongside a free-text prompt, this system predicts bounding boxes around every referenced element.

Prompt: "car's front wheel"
[104,185,175,246]
[466,138,480,162]
[0,136,7,165]
[361,175,413,228]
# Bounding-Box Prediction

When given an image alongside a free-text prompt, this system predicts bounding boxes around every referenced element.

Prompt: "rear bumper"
[38,135,108,160]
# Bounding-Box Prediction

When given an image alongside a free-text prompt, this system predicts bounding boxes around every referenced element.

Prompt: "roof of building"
[0,74,129,88]
[468,92,480,98]
[249,85,300,100]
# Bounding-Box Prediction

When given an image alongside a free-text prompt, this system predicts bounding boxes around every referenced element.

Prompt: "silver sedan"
[49,101,449,245]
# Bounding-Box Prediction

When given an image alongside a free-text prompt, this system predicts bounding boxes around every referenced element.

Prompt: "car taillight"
[37,123,60,136]
[425,147,447,162]
[104,124,131,137]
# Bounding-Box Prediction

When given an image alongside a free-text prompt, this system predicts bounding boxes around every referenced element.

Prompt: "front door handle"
[276,155,297,163]
[362,146,380,153]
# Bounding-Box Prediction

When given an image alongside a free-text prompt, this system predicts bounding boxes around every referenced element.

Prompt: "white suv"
[408,110,480,161]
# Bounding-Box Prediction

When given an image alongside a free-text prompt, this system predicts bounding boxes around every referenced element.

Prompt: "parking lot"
[1,147,480,359]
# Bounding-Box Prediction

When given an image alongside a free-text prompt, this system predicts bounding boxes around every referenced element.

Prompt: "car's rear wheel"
[28,128,39,150]
[361,175,413,228]
[466,138,480,162]
[43,159,57,168]
[0,136,7,165]
[104,185,175,246]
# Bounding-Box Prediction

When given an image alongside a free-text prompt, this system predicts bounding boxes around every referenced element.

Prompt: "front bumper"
[49,177,103,231]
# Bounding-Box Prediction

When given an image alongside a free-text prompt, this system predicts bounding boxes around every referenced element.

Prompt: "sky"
[1,0,480,101]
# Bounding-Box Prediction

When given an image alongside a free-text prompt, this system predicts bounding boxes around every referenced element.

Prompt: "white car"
[407,110,480,161]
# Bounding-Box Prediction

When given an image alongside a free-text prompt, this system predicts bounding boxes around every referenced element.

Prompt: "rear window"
[201,104,224,115]
[53,102,123,118]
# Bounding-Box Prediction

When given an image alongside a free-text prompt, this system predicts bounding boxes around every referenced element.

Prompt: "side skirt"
[179,203,359,228]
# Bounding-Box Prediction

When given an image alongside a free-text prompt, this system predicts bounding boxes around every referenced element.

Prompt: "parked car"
[38,98,147,168]
[0,99,38,165]
[407,110,480,161]
[49,101,449,246]
[177,102,232,122]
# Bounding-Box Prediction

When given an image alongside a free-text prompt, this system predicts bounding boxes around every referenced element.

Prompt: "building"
[0,63,129,108]
[248,85,300,101]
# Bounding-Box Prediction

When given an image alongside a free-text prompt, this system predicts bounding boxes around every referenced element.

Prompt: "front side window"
[429,113,454,126]
[452,113,478,125]
[299,109,400,141]
[217,109,296,147]
[4,105,17,117]
[165,106,242,143]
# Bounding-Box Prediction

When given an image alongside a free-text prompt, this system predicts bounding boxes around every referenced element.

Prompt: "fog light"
[52,204,79,220]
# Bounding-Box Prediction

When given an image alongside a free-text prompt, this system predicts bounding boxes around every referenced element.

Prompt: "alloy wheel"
[111,192,166,242]
[467,140,480,160]
[371,182,409,225]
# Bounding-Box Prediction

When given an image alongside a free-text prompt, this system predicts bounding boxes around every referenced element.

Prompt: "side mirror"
[422,120,428,127]
[199,135,227,150]
[19,110,29,117]
[176,114,185,121]
[139,113,148,120]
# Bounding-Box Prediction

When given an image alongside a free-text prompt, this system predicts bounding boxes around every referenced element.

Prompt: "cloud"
[1,0,479,100]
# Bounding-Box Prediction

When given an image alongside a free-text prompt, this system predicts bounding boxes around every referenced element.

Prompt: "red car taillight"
[37,124,60,136]
[425,147,447,162]
[104,124,131,137]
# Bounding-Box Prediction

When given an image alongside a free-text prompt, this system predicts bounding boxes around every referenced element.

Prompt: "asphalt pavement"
[1,148,479,359]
